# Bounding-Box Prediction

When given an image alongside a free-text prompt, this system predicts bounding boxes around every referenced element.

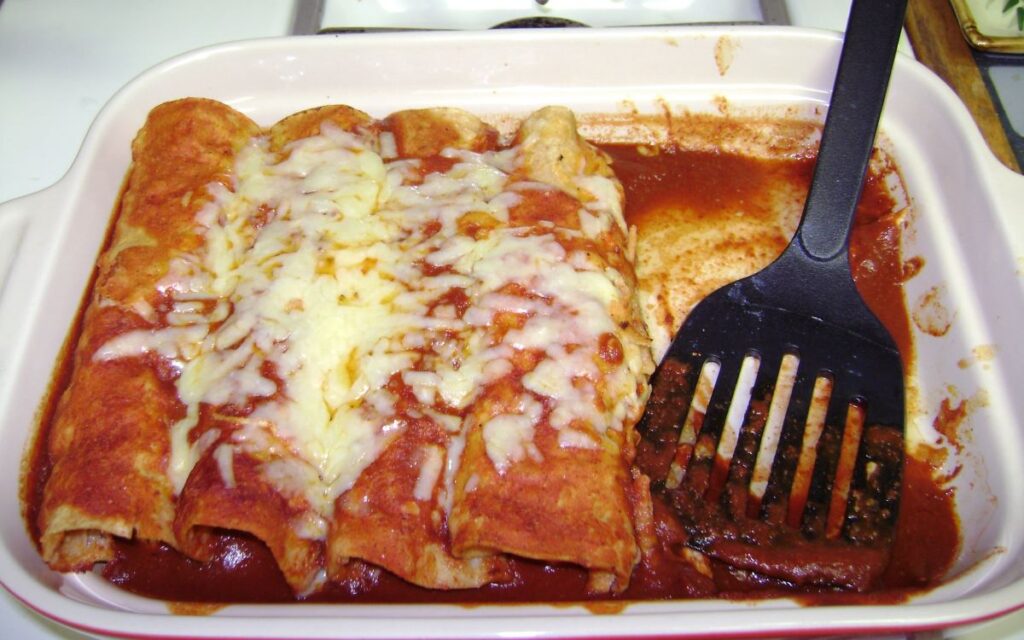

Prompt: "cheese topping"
[482,414,539,473]
[414,445,445,501]
[94,112,649,532]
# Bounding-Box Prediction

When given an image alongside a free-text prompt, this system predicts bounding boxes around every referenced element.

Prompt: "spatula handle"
[796,0,907,263]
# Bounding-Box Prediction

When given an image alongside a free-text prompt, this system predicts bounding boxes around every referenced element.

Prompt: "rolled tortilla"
[442,107,655,592]
[327,108,512,589]
[39,99,261,570]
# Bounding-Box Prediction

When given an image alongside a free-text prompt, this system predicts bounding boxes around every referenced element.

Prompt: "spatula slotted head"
[636,0,909,592]
[661,246,905,544]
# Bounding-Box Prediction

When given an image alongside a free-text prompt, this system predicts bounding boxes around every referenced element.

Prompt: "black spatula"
[643,0,908,588]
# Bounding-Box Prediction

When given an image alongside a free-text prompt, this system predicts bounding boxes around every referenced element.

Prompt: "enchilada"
[39,99,261,573]
[35,99,654,594]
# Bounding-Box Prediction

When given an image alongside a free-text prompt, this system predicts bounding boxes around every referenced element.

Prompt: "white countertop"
[0,0,301,203]
[0,0,1021,638]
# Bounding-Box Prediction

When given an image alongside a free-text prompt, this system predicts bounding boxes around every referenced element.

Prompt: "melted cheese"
[93,112,648,533]
[214,443,236,489]
[482,414,538,473]
[414,445,444,501]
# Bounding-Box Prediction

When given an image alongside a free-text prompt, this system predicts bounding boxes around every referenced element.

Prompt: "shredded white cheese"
[93,113,648,535]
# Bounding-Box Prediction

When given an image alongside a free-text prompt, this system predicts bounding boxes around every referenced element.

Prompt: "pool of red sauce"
[25,140,959,608]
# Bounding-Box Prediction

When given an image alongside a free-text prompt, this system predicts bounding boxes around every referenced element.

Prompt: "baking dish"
[0,27,1022,639]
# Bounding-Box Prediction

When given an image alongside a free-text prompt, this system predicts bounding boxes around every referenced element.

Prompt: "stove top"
[319,0,779,31]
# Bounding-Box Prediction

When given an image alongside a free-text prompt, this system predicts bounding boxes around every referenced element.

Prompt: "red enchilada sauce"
[25,139,959,606]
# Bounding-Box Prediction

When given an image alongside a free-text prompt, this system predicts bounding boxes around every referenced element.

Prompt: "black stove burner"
[490,17,589,29]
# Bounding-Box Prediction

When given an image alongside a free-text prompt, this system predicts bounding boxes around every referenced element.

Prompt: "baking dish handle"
[0,186,66,388]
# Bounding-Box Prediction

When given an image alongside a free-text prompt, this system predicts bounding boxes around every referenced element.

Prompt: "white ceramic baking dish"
[0,27,1022,639]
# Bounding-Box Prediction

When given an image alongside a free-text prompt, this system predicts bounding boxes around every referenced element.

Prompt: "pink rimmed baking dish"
[0,27,1022,639]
